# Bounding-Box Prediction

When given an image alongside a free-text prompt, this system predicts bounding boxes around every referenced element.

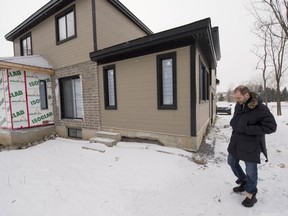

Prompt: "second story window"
[20,33,32,56]
[55,5,76,44]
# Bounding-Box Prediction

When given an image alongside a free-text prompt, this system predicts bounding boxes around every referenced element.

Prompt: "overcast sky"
[0,0,259,92]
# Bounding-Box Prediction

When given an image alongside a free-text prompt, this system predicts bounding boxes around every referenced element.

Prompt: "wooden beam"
[0,62,54,75]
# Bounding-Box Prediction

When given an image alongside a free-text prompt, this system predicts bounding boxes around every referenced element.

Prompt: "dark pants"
[227,154,258,195]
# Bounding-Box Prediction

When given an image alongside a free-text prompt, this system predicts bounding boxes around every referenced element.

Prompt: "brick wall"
[51,61,101,130]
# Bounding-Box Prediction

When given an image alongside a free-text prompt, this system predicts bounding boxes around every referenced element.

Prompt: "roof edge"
[212,27,221,60]
[0,61,54,75]
[5,0,153,42]
[5,0,75,42]
[0,55,54,74]
[90,18,212,62]
[108,0,153,35]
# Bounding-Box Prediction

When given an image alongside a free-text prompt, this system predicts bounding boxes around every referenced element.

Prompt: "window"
[39,80,48,109]
[157,52,177,109]
[59,76,83,119]
[103,65,117,109]
[20,33,32,56]
[55,5,76,44]
[68,128,82,139]
[199,61,209,101]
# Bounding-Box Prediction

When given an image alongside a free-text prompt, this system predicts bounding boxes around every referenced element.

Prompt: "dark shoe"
[233,182,246,193]
[242,194,257,207]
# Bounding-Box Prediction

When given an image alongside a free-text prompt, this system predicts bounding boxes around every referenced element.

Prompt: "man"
[227,85,277,207]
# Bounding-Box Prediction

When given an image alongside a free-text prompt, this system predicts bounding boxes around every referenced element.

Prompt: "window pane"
[58,16,66,41]
[62,79,74,118]
[21,36,32,56]
[68,128,82,139]
[66,11,75,38]
[60,77,83,119]
[23,39,27,56]
[201,66,207,100]
[73,78,83,118]
[162,59,173,105]
[107,69,115,106]
[22,39,27,56]
[39,80,48,109]
[27,36,32,55]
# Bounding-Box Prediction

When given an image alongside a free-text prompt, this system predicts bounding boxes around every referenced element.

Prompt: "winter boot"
[233,181,246,193]
[242,193,257,207]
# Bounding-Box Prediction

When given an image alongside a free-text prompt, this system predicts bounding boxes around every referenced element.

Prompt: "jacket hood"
[246,92,261,110]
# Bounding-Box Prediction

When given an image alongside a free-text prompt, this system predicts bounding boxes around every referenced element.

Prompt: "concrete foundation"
[0,125,55,147]
[100,126,208,152]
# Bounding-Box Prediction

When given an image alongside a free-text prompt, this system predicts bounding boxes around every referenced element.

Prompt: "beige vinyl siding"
[13,0,149,69]
[194,49,211,133]
[210,68,217,121]
[96,0,149,50]
[211,68,217,89]
[99,47,191,136]
[196,102,210,129]
[13,40,21,56]
[14,0,93,69]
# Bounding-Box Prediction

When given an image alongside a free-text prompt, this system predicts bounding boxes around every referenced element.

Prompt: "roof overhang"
[0,55,54,75]
[90,18,221,67]
[5,0,75,42]
[212,27,221,61]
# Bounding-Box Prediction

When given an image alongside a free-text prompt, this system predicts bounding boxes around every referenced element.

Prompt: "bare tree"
[268,28,288,115]
[262,0,288,38]
[249,0,288,115]
[251,20,270,105]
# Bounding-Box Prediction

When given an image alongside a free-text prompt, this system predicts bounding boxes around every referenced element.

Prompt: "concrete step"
[82,143,107,153]
[89,137,116,147]
[95,131,121,142]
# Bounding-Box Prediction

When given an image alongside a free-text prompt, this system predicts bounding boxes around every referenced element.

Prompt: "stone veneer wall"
[51,61,101,138]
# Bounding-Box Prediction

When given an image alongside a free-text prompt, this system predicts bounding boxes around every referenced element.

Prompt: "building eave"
[90,18,220,67]
[212,27,221,61]
[5,0,153,42]
[5,0,75,42]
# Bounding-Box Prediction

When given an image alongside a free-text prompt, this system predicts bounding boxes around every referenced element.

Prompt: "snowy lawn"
[1,103,288,216]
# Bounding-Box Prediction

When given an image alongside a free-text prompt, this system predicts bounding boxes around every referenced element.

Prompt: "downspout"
[91,0,97,51]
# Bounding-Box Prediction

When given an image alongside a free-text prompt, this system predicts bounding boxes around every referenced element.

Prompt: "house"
[1,0,221,151]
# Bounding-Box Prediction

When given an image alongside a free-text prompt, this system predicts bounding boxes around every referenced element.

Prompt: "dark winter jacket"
[228,93,277,163]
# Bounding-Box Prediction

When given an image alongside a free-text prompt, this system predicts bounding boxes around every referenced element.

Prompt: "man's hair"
[234,85,250,95]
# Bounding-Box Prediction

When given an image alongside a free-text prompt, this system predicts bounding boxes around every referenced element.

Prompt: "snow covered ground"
[1,102,287,216]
